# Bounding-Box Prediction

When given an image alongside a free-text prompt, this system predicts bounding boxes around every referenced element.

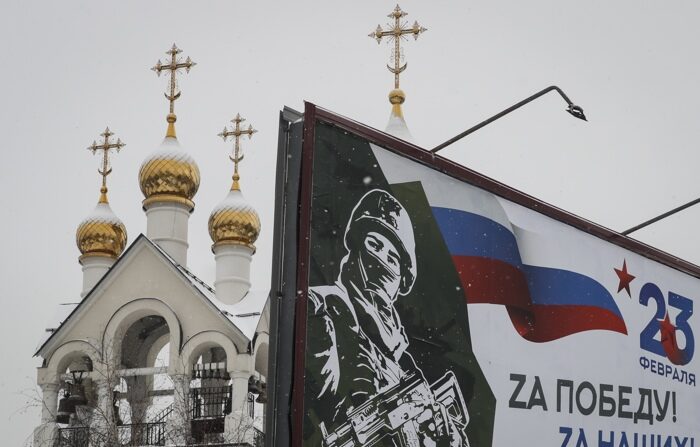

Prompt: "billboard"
[269,104,699,447]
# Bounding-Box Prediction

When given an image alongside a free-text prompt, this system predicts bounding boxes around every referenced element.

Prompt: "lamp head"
[567,104,587,121]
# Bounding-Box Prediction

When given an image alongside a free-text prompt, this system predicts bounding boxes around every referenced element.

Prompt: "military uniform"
[305,190,468,446]
[307,282,418,427]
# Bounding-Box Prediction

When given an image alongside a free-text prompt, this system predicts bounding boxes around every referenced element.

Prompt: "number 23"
[639,282,694,365]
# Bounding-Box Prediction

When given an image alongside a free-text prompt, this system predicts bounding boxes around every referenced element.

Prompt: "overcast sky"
[3,1,700,443]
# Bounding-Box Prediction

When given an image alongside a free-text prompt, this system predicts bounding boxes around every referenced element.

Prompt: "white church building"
[32,46,269,447]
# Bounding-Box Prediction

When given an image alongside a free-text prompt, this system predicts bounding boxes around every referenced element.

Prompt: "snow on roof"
[213,289,269,340]
[35,302,79,352]
[37,235,269,357]
[141,136,197,166]
[80,202,124,225]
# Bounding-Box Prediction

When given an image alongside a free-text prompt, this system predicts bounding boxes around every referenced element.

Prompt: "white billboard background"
[371,143,699,446]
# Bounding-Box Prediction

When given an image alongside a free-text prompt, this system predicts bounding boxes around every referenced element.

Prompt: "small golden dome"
[388,88,406,105]
[385,88,413,141]
[139,136,200,211]
[208,189,260,251]
[76,192,127,260]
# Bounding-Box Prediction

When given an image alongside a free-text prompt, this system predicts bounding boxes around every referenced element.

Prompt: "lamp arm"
[431,85,585,153]
[622,197,700,236]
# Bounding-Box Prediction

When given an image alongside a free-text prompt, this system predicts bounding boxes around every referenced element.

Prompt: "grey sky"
[3,1,700,443]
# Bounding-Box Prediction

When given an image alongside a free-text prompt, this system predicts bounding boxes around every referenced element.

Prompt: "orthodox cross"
[369,5,427,89]
[151,44,196,123]
[87,127,125,202]
[218,114,257,191]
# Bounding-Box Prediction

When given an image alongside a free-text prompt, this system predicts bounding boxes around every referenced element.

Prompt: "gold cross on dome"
[218,114,257,191]
[87,127,125,203]
[151,43,196,135]
[369,5,427,89]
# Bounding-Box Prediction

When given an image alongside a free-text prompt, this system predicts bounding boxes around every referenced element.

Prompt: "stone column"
[225,358,254,445]
[92,378,118,447]
[260,400,266,436]
[125,376,150,422]
[166,374,190,445]
[33,382,60,447]
[125,376,150,445]
[40,382,60,423]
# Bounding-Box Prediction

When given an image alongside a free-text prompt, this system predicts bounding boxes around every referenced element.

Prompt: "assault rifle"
[320,371,470,447]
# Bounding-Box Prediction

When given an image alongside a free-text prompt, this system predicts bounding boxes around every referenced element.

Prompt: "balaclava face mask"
[340,234,407,359]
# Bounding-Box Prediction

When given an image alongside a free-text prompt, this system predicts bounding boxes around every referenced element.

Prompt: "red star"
[659,313,684,365]
[659,313,676,345]
[614,260,635,297]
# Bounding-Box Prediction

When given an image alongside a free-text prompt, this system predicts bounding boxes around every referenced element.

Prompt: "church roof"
[35,234,268,357]
[151,241,267,340]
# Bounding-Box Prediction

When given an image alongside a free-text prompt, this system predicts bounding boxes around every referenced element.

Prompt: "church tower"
[368,4,426,140]
[139,44,199,266]
[209,114,261,304]
[76,128,127,297]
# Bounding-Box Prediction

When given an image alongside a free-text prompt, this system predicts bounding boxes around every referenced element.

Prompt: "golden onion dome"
[76,189,127,260]
[208,189,261,252]
[138,118,200,211]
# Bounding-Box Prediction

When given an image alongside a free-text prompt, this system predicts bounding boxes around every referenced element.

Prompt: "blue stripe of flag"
[431,206,623,319]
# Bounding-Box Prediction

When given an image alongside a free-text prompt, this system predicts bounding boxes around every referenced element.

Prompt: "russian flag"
[368,142,628,343]
[431,206,627,342]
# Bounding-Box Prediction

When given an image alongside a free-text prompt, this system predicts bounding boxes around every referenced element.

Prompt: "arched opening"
[114,315,171,446]
[47,349,99,446]
[120,315,169,369]
[189,346,231,444]
[55,356,93,426]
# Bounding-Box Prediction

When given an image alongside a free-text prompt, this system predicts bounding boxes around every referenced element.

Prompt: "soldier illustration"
[307,189,470,447]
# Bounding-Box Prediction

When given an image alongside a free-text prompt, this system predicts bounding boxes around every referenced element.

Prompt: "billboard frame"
[279,101,700,447]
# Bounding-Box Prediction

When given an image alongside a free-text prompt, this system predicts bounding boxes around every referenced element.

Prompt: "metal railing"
[253,427,264,447]
[117,421,166,446]
[56,427,89,447]
[190,386,232,420]
[55,426,265,447]
[151,404,173,424]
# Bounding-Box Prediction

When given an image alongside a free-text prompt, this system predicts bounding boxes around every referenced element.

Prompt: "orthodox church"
[31,6,424,447]
[32,45,270,447]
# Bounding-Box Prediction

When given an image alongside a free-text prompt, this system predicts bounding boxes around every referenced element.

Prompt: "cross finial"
[218,114,257,191]
[151,43,196,137]
[87,127,125,203]
[369,5,427,90]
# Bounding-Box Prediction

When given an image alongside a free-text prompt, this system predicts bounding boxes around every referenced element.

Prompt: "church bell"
[247,376,260,394]
[67,383,88,408]
[255,381,267,404]
[56,391,75,424]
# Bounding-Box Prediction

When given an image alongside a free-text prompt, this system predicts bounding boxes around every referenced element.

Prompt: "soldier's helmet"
[344,189,416,295]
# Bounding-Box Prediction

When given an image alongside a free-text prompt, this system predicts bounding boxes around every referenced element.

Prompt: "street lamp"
[431,85,586,153]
